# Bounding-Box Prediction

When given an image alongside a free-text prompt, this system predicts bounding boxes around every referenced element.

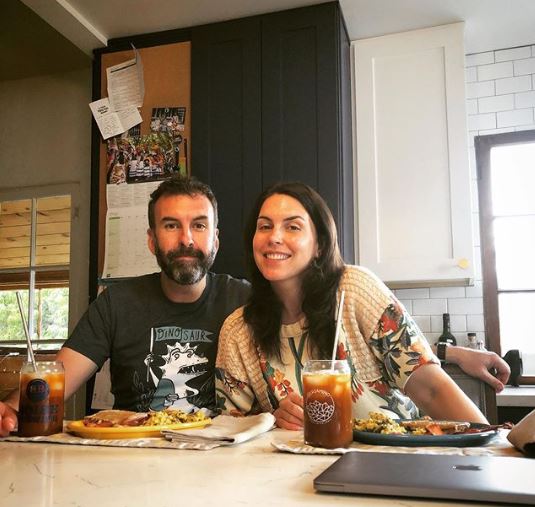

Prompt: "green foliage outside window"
[0,288,69,342]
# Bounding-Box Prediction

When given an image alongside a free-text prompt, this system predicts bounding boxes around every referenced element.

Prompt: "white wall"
[392,44,535,347]
[0,67,92,333]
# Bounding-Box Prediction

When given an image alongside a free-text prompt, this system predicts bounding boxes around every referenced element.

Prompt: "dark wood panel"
[191,18,262,278]
[261,3,354,263]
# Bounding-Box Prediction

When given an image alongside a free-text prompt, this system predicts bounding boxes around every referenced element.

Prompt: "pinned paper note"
[89,98,142,140]
[107,47,145,111]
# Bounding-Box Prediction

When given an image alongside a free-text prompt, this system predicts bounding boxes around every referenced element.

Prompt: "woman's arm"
[404,363,488,423]
[215,314,260,416]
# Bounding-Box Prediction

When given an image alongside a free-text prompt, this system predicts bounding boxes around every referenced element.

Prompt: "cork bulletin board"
[96,42,191,277]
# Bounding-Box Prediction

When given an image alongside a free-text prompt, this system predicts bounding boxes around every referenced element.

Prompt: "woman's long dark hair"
[243,182,345,361]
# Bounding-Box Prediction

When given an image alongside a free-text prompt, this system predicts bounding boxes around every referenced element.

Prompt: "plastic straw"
[331,290,345,365]
[16,291,37,371]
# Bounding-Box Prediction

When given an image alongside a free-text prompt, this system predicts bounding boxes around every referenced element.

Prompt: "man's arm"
[0,347,98,437]
[434,345,511,392]
[405,363,488,423]
[56,347,99,399]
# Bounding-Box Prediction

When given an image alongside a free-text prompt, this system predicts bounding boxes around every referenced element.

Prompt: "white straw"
[331,290,345,365]
[16,291,37,371]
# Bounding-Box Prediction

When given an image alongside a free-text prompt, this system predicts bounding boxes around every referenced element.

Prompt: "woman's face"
[253,193,318,287]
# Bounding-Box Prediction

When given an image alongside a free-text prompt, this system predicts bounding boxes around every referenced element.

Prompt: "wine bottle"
[438,313,456,346]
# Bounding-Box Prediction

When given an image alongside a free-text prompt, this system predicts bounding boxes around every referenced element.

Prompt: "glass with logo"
[18,360,65,436]
[302,359,352,448]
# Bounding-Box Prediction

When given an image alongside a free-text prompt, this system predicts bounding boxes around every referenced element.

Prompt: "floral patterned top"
[215,265,440,419]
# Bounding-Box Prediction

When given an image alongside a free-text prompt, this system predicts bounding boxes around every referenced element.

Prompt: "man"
[0,176,250,435]
[0,175,509,436]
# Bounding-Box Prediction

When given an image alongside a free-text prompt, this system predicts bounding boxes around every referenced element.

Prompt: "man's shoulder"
[102,273,161,300]
[208,272,251,297]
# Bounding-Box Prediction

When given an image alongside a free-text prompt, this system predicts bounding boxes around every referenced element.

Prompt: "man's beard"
[154,243,216,285]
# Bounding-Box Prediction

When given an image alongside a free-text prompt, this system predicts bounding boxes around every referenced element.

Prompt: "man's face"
[148,194,219,285]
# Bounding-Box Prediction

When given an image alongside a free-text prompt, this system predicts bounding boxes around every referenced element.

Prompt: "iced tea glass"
[18,360,65,437]
[302,359,352,448]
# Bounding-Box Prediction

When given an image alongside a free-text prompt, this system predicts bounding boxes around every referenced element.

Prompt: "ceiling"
[3,0,535,81]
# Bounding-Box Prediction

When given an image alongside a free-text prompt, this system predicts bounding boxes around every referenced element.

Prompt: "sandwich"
[82,410,150,427]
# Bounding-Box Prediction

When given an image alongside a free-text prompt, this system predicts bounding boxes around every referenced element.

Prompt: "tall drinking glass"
[302,359,352,448]
[18,360,65,436]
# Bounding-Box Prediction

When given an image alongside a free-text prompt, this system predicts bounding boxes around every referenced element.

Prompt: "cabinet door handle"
[457,258,470,269]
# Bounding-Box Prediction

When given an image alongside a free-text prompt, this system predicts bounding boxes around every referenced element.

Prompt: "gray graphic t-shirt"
[64,272,250,413]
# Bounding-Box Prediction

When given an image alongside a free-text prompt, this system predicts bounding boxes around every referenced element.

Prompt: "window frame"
[475,129,535,385]
[0,184,75,348]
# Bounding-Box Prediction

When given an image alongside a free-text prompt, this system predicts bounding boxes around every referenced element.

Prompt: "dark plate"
[353,422,498,447]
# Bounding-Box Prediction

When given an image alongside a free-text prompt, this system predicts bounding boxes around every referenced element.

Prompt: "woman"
[215,182,491,429]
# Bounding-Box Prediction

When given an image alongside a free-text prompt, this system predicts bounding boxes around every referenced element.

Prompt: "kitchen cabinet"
[353,23,473,287]
[192,2,354,277]
[91,2,353,285]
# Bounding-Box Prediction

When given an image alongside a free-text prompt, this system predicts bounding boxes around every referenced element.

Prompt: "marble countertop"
[0,428,524,507]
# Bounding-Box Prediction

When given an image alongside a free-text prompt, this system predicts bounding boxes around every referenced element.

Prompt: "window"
[476,130,535,382]
[0,195,71,350]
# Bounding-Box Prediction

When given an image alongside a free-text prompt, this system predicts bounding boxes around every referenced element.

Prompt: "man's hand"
[273,392,304,430]
[0,401,18,437]
[447,347,511,392]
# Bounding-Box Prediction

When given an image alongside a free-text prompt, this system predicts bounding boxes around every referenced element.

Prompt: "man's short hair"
[148,175,219,229]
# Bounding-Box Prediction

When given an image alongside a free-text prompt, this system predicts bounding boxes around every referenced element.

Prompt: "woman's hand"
[446,346,511,393]
[274,392,304,430]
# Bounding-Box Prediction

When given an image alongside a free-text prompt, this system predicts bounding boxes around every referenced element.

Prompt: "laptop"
[314,452,535,505]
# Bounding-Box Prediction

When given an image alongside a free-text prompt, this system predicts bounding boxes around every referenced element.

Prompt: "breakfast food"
[82,408,207,428]
[353,412,472,436]
[400,417,470,435]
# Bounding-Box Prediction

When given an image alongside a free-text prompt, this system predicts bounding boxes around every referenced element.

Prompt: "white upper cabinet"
[353,23,473,287]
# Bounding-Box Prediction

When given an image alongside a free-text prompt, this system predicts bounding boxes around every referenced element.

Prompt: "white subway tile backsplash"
[412,315,431,333]
[478,94,514,113]
[448,298,483,315]
[430,286,465,298]
[398,299,413,313]
[395,288,430,299]
[450,314,467,333]
[466,80,495,99]
[466,98,478,115]
[495,75,532,94]
[514,57,535,76]
[466,52,494,67]
[497,108,534,128]
[413,298,447,315]
[465,281,483,298]
[468,112,496,130]
[477,61,513,81]
[425,332,441,344]
[430,316,443,333]
[495,46,532,62]
[467,314,485,332]
[515,90,535,108]
[465,67,477,83]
